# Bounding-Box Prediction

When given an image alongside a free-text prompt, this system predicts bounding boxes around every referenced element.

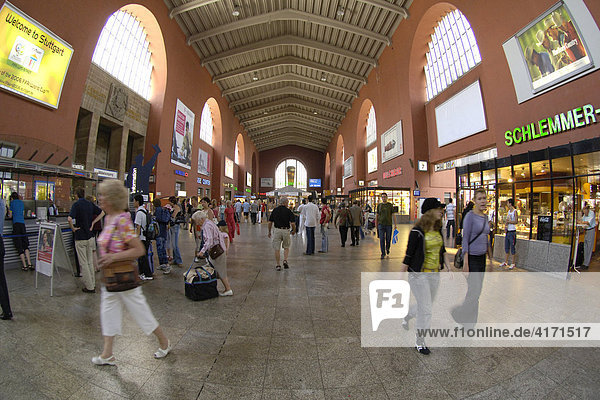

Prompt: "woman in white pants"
[92,179,171,365]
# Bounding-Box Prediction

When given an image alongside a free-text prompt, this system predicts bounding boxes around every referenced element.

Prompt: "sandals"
[28,264,35,271]
[91,355,116,365]
[154,341,172,359]
[21,265,28,271]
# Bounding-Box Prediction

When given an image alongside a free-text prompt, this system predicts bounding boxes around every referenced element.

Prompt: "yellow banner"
[0,1,73,108]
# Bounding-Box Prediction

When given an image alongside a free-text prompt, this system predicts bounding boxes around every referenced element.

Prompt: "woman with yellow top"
[400,198,447,355]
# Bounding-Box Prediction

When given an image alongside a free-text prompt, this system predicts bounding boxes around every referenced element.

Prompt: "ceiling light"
[337,5,345,17]
[252,72,259,81]
[232,4,240,16]
[313,111,318,115]
[320,73,327,82]
[508,177,514,183]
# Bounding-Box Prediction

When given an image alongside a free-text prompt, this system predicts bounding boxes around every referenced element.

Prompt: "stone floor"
[1,222,599,399]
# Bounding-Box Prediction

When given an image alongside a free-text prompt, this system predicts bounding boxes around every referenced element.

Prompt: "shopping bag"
[392,228,399,244]
[236,222,240,235]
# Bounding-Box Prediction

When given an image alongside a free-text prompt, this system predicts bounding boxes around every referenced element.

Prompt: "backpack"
[155,207,171,224]
[138,209,159,240]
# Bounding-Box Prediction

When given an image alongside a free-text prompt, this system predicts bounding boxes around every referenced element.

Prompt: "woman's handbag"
[102,222,140,292]
[208,243,224,259]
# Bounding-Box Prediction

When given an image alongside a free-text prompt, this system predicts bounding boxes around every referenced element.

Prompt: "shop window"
[531,180,551,240]
[459,173,468,187]
[497,166,512,184]
[514,183,532,239]
[551,156,572,178]
[574,151,600,176]
[424,10,481,101]
[468,170,481,187]
[199,102,214,146]
[496,183,513,234]
[514,163,530,182]
[552,178,574,244]
[92,10,153,100]
[531,161,550,180]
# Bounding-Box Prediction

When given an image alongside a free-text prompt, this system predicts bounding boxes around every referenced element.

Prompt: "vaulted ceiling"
[165,0,412,152]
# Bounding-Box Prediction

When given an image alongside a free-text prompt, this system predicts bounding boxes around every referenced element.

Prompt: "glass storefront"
[456,137,600,255]
[349,187,411,222]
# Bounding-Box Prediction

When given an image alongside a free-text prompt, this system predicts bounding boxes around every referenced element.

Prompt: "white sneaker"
[508,264,515,270]
[219,290,233,296]
[139,274,154,281]
[92,355,116,365]
[154,340,171,359]
[499,262,508,268]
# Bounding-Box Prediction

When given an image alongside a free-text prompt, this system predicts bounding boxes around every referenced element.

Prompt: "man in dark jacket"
[349,200,364,246]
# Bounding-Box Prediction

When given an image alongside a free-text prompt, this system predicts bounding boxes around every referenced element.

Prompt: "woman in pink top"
[92,179,171,366]
[224,200,236,242]
[192,210,233,296]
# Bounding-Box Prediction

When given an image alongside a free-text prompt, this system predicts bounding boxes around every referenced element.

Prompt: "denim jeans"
[170,225,183,264]
[378,224,393,256]
[320,224,328,252]
[446,219,455,239]
[156,236,168,265]
[407,272,440,333]
[305,226,316,254]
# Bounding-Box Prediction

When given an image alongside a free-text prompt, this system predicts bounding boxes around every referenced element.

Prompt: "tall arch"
[203,97,222,197]
[336,135,344,191]
[324,152,331,190]
[251,152,258,192]
[355,99,375,184]
[235,134,245,167]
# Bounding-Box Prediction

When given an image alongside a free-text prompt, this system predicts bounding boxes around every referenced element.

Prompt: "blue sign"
[202,179,211,185]
[175,169,188,177]
[309,178,321,188]
[413,190,420,196]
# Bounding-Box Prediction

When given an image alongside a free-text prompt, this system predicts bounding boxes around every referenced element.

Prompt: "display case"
[348,187,411,221]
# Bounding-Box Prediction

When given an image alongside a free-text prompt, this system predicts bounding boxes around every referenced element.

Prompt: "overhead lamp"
[313,111,318,115]
[263,111,268,115]
[252,72,259,81]
[508,177,514,183]
[320,73,327,82]
[232,4,241,16]
[520,168,526,177]
[337,5,345,17]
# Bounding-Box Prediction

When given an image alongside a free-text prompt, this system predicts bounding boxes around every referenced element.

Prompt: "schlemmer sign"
[504,103,598,146]
[0,2,74,108]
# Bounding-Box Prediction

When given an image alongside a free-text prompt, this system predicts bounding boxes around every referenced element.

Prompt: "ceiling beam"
[245,116,336,133]
[188,9,390,45]
[242,106,341,125]
[254,136,329,149]
[257,141,325,152]
[235,97,346,119]
[228,86,351,109]
[200,35,377,67]
[221,72,358,98]
[251,128,332,144]
[355,0,409,18]
[213,56,367,85]
[169,0,220,19]
[248,124,334,140]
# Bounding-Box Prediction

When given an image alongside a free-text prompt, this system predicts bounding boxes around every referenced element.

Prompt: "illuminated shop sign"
[505,103,599,147]
[175,169,188,177]
[383,167,402,179]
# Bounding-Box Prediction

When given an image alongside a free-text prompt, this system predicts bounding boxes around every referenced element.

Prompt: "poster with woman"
[198,148,210,176]
[36,223,57,276]
[171,99,195,170]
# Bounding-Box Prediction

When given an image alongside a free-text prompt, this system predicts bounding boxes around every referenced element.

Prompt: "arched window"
[92,10,153,100]
[275,159,307,189]
[234,141,240,165]
[199,102,213,145]
[424,10,481,101]
[366,106,377,146]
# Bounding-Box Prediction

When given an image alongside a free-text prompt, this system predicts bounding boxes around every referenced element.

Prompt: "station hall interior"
[1,0,600,399]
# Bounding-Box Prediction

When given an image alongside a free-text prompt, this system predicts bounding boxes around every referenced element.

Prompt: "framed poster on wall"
[343,156,354,179]
[197,148,210,176]
[381,121,403,163]
[260,177,273,187]
[367,147,378,173]
[224,156,234,179]
[246,172,252,187]
[171,99,195,170]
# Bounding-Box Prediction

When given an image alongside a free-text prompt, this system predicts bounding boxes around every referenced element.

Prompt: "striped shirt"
[445,203,455,220]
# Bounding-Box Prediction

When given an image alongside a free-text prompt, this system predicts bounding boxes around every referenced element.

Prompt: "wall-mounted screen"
[0,2,74,108]
[309,178,321,188]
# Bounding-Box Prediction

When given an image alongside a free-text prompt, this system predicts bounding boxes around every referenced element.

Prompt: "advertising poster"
[367,147,378,173]
[197,148,210,176]
[381,121,404,163]
[517,4,591,91]
[0,2,74,108]
[343,155,354,179]
[224,156,234,179]
[171,99,195,170]
[260,177,273,187]
[36,223,56,276]
[246,172,252,187]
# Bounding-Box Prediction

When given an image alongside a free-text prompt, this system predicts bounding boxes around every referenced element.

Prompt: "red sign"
[383,167,402,179]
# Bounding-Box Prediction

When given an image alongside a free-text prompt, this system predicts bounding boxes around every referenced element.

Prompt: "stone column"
[109,126,129,180]
[82,112,100,170]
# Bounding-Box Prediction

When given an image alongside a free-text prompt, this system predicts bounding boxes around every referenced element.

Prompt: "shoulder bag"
[101,219,140,292]
[454,220,487,269]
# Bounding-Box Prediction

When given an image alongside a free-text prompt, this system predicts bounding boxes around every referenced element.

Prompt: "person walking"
[268,197,297,271]
[445,198,456,241]
[0,197,13,320]
[318,198,331,253]
[334,202,351,247]
[297,198,307,238]
[9,192,33,271]
[499,198,518,270]
[234,200,243,224]
[376,193,396,259]
[400,198,448,355]
[349,200,364,246]
[579,202,596,270]
[92,179,170,366]
[133,195,154,280]
[153,199,171,273]
[68,188,104,292]
[250,201,259,224]
[193,210,233,296]
[219,200,226,222]
[452,188,491,325]
[224,200,236,243]
[301,195,320,255]
[168,196,184,268]
[242,200,251,223]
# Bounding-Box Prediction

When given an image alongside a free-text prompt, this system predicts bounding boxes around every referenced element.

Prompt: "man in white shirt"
[297,198,306,237]
[500,199,518,270]
[579,202,596,270]
[445,199,455,240]
[134,195,154,280]
[301,195,320,255]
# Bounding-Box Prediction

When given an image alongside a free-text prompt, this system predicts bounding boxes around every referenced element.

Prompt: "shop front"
[456,137,600,273]
[349,187,411,223]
